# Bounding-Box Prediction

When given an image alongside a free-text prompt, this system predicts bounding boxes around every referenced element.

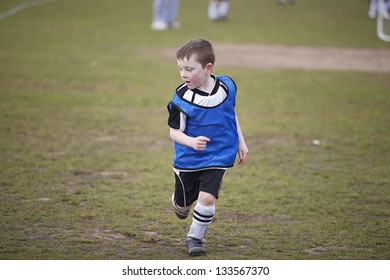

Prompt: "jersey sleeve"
[167,103,181,129]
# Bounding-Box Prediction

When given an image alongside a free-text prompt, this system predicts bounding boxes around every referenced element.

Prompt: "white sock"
[187,203,215,240]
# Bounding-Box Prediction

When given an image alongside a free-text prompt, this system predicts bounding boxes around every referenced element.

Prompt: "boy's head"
[176,38,215,69]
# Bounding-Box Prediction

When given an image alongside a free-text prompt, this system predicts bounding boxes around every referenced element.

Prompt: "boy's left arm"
[236,114,249,165]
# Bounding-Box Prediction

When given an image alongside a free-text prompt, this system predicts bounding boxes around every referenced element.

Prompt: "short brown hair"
[176,38,215,68]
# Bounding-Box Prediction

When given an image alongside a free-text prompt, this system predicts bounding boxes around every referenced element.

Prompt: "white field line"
[0,0,58,20]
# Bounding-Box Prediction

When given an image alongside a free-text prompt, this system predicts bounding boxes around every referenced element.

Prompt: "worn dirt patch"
[159,44,390,72]
[304,245,371,256]
[73,170,129,180]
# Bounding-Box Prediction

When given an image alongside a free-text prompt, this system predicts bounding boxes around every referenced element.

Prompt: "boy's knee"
[198,191,216,206]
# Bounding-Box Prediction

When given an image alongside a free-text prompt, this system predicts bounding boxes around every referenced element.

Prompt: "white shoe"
[151,21,169,31]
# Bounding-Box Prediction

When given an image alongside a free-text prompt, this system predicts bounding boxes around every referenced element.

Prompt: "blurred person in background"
[370,0,390,19]
[208,0,230,21]
[151,0,180,30]
[369,0,378,18]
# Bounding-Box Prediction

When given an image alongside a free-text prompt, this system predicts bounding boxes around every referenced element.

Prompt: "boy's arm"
[169,128,210,151]
[236,114,249,165]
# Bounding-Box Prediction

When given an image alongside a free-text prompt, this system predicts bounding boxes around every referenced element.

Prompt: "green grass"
[0,0,389,260]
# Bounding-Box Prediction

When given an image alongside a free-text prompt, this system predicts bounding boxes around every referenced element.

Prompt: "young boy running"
[167,38,249,256]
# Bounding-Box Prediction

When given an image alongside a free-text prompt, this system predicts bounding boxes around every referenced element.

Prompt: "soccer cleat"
[186,237,206,256]
[172,194,189,219]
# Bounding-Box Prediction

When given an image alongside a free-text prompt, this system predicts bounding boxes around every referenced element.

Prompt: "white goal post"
[377,0,390,42]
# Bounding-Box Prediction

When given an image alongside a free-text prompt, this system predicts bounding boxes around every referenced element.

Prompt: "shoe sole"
[188,248,206,256]
[175,211,188,219]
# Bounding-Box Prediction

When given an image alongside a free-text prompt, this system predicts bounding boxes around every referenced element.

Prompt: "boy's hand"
[192,136,210,151]
[238,141,249,165]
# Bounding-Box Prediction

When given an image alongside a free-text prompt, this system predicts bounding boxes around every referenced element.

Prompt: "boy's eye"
[178,67,193,72]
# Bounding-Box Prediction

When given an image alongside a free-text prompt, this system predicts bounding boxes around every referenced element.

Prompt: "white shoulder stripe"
[193,87,227,107]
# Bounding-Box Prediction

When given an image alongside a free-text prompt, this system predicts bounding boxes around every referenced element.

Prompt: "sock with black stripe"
[187,203,215,240]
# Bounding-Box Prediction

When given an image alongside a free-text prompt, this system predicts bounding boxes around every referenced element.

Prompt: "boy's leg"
[186,169,226,256]
[187,192,215,239]
[172,193,191,219]
[186,192,215,256]
[172,169,198,219]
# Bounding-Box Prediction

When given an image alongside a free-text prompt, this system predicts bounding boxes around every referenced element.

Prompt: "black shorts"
[173,168,227,208]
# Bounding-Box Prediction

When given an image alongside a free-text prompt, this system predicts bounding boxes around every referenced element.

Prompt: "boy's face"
[177,55,213,90]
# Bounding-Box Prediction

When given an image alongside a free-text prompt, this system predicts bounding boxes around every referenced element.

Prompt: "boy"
[167,39,248,256]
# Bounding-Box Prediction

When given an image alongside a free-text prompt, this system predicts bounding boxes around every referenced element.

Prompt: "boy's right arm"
[169,128,210,151]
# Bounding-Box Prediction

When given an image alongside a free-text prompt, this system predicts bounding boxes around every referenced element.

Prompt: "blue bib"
[169,76,238,170]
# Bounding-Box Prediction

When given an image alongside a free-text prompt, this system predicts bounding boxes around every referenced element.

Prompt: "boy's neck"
[197,75,215,94]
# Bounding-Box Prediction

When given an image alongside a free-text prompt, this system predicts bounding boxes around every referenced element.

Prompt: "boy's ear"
[206,63,214,74]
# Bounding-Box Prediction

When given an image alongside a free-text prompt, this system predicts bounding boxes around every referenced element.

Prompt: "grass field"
[1,0,390,260]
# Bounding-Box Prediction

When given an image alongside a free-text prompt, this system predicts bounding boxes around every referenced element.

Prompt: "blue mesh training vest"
[169,76,238,170]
